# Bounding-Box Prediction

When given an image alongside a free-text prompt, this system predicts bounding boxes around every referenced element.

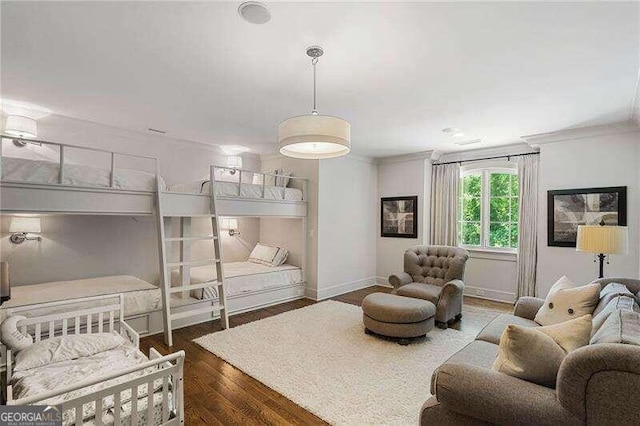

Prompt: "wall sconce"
[9,216,42,244]
[227,156,243,175]
[220,218,240,236]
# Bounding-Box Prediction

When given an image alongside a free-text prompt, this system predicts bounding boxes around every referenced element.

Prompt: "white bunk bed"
[2,294,185,425]
[0,135,309,345]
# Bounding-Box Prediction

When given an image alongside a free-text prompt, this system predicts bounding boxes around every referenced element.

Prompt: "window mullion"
[482,170,490,249]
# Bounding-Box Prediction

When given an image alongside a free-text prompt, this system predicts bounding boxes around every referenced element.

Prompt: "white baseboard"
[306,276,378,301]
[375,276,393,288]
[464,285,515,303]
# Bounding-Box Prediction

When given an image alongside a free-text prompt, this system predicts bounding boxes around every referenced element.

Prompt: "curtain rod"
[433,151,539,166]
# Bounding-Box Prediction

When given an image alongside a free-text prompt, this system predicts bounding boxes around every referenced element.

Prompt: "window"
[459,168,519,250]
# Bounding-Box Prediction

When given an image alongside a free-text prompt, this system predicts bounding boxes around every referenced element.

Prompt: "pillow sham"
[248,243,280,266]
[0,315,33,351]
[493,315,592,388]
[534,276,600,326]
[272,247,289,267]
[14,331,128,372]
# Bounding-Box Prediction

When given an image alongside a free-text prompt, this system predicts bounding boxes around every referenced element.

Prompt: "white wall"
[259,218,303,268]
[1,113,261,286]
[315,156,378,299]
[261,156,319,294]
[376,156,431,283]
[535,128,640,296]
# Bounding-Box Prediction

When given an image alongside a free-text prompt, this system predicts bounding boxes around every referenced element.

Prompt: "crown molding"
[259,153,374,164]
[375,150,435,165]
[522,121,640,147]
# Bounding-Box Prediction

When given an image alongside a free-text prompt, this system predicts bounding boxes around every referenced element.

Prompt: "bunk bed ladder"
[156,166,229,347]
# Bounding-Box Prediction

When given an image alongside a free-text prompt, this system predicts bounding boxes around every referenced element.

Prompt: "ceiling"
[2,1,639,157]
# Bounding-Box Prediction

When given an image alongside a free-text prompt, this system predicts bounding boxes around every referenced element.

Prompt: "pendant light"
[278,46,351,159]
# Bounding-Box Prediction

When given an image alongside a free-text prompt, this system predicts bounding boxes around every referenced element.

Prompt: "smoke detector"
[238,2,271,25]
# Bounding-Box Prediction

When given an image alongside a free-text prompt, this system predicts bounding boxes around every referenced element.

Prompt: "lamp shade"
[576,225,628,255]
[10,217,41,233]
[278,114,350,159]
[4,115,37,138]
[227,156,243,169]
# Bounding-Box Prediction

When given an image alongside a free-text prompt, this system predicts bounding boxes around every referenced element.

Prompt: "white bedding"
[11,335,172,425]
[170,261,303,300]
[2,157,162,191]
[168,180,304,201]
[2,276,162,319]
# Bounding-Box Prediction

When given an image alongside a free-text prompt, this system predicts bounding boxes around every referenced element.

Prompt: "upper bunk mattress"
[2,275,161,318]
[170,261,303,300]
[168,180,303,201]
[2,157,161,191]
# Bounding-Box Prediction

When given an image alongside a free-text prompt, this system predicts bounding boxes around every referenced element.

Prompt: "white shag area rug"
[194,300,497,425]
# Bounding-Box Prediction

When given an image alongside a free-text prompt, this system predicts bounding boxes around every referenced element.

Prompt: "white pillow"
[275,169,292,187]
[272,248,289,266]
[249,243,280,266]
[0,315,33,351]
[534,276,600,326]
[14,331,127,372]
[253,171,277,186]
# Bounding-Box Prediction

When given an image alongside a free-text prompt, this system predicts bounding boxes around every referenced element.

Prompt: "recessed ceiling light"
[220,145,251,155]
[238,2,271,25]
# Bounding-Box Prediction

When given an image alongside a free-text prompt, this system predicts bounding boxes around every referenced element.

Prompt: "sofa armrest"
[442,279,464,297]
[513,296,545,320]
[433,363,580,425]
[388,272,412,289]
[557,343,640,423]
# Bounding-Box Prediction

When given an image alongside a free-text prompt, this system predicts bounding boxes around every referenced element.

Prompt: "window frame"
[459,163,518,253]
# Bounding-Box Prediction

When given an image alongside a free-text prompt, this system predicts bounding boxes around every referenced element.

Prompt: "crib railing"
[213,166,308,202]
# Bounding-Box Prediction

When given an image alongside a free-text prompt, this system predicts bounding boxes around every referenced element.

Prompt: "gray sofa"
[420,278,640,425]
[389,246,469,328]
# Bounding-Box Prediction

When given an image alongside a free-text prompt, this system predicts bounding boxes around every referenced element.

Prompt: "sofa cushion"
[361,292,435,324]
[592,295,639,336]
[593,282,636,317]
[534,276,600,326]
[590,309,640,346]
[493,315,592,388]
[476,313,539,345]
[431,340,499,394]
[394,282,441,305]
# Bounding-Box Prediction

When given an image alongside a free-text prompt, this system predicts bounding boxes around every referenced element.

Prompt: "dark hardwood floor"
[140,286,511,425]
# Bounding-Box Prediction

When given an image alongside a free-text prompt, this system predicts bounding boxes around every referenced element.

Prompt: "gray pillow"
[592,295,638,336]
[590,310,640,346]
[593,283,635,317]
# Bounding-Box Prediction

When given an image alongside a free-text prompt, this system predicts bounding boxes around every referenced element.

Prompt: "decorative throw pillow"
[534,276,600,325]
[493,315,592,388]
[590,309,640,346]
[275,169,292,187]
[0,315,33,351]
[248,243,280,266]
[592,295,639,335]
[272,247,289,266]
[593,283,635,317]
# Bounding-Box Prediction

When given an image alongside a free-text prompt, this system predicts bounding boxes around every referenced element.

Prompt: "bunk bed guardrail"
[211,165,308,202]
[0,134,160,190]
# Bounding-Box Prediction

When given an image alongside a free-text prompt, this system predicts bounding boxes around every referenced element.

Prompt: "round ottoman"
[362,292,435,345]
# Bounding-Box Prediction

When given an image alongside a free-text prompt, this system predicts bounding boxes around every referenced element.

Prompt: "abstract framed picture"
[381,196,418,238]
[547,186,627,247]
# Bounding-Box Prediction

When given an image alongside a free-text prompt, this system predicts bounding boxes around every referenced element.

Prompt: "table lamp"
[576,223,628,278]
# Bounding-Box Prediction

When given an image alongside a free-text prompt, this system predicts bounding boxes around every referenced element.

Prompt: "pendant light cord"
[312,57,318,115]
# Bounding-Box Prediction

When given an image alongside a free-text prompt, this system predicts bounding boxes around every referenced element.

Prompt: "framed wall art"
[381,196,418,238]
[547,186,627,247]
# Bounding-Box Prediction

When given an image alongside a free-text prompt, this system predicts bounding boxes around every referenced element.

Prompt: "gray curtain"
[430,163,460,246]
[516,154,539,298]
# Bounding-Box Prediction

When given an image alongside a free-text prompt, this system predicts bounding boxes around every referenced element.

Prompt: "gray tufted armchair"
[389,245,469,329]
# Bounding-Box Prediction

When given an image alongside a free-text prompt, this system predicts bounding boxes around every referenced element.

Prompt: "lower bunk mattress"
[1,276,162,321]
[170,261,303,300]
